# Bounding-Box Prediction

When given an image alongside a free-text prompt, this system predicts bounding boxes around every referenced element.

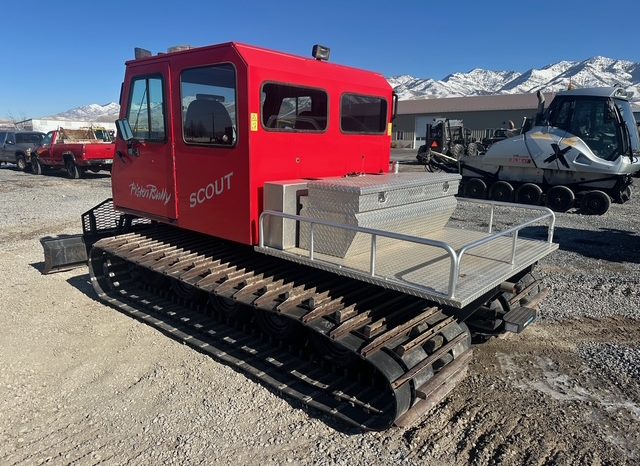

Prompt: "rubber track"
[89,225,472,430]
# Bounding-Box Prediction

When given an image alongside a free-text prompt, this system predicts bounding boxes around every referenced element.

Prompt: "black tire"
[515,183,543,205]
[463,178,487,199]
[489,181,514,202]
[31,155,42,175]
[466,142,479,157]
[416,146,430,164]
[65,157,81,179]
[581,190,611,215]
[15,155,27,171]
[451,144,464,159]
[545,185,574,212]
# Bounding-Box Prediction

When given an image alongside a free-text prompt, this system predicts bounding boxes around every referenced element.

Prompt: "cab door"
[112,61,177,220]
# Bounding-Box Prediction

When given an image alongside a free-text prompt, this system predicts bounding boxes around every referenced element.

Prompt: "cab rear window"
[341,94,387,134]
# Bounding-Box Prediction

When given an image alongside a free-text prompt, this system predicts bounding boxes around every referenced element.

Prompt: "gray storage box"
[263,180,308,250]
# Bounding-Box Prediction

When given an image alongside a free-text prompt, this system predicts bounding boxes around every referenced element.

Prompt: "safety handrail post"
[309,223,315,260]
[488,205,494,234]
[370,234,377,276]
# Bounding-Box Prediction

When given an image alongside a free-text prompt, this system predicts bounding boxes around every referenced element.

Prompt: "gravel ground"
[1,164,639,465]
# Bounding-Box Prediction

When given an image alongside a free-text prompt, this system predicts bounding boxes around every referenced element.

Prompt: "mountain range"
[389,56,640,100]
[42,56,640,122]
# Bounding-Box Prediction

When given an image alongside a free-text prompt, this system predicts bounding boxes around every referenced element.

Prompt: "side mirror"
[6,140,14,145]
[116,119,134,142]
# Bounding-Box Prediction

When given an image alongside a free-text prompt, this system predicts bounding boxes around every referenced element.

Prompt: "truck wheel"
[31,156,42,175]
[65,158,81,179]
[15,155,27,171]
[489,181,514,202]
[515,183,543,205]
[545,185,574,212]
[463,178,487,199]
[581,190,610,215]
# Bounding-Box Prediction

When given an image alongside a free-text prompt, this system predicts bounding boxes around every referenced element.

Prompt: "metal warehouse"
[393,92,556,149]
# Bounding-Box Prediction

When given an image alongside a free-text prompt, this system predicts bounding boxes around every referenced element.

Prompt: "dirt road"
[0,166,638,465]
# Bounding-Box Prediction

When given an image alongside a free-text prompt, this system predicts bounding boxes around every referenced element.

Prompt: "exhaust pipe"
[534,90,546,125]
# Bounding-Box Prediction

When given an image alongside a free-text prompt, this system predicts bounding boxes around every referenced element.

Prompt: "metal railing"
[258,200,555,300]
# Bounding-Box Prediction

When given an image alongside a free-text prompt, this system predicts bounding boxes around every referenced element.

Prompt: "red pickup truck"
[32,128,115,178]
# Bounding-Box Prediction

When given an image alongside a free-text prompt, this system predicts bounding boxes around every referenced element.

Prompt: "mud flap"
[40,234,88,274]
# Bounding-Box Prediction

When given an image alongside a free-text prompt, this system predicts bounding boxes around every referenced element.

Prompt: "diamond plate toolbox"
[299,173,461,258]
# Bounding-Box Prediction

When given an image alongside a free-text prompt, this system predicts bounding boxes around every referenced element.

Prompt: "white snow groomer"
[459,87,640,214]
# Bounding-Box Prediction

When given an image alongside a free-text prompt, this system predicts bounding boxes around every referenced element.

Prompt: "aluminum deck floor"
[257,228,558,308]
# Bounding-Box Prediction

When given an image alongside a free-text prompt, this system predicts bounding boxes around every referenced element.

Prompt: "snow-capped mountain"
[389,56,640,100]
[46,57,640,119]
[48,102,120,122]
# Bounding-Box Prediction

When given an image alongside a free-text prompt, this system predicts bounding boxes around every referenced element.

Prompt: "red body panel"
[113,42,392,245]
[37,130,115,167]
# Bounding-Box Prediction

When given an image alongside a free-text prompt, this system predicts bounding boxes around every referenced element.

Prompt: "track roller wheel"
[254,310,299,340]
[515,183,542,205]
[580,190,611,215]
[545,185,574,212]
[463,178,487,199]
[489,181,514,202]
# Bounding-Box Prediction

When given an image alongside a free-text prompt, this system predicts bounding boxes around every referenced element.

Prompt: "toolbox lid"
[307,172,461,195]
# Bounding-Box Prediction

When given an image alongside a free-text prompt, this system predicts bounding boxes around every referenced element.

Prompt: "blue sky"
[1,0,639,119]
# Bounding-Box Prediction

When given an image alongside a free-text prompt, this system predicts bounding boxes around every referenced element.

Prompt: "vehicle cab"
[113,42,395,245]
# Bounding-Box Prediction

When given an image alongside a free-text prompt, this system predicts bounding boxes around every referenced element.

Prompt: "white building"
[15,118,116,133]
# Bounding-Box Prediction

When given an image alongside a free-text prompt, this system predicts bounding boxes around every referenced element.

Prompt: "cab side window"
[0,132,6,144]
[181,64,237,146]
[262,83,328,132]
[341,94,387,134]
[127,76,166,141]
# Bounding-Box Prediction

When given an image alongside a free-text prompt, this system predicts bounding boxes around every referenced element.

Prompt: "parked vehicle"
[0,131,45,171]
[32,128,114,178]
[458,88,640,214]
[45,42,557,430]
[416,118,479,170]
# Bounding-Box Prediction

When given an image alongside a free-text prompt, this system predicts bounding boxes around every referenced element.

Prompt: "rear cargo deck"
[256,199,558,308]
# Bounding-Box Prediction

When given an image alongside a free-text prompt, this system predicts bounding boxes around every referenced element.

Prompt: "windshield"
[16,133,44,144]
[615,98,640,156]
[563,97,622,161]
[42,132,54,145]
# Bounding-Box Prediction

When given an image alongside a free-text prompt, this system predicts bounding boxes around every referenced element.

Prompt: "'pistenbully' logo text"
[129,182,172,205]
